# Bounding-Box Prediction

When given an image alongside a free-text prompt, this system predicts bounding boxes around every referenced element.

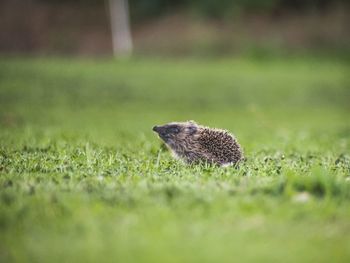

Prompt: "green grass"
[0,56,350,263]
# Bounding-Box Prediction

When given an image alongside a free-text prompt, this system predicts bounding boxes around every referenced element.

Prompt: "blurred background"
[0,0,349,144]
[1,0,349,57]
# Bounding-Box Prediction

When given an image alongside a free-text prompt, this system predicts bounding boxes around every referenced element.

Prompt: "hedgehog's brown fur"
[152,121,243,166]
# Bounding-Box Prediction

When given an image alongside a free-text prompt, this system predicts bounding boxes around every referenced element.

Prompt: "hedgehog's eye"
[187,125,197,135]
[168,126,180,134]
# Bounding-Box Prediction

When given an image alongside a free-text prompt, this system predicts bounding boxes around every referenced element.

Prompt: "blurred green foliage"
[0,56,349,262]
[130,0,347,19]
[38,0,348,19]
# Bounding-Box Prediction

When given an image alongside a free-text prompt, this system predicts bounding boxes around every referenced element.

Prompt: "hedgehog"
[152,121,243,166]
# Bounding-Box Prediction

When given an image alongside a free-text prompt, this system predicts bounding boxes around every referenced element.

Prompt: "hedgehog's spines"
[153,121,243,166]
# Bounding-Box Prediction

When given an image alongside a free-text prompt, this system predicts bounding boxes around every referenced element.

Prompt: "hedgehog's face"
[152,121,198,147]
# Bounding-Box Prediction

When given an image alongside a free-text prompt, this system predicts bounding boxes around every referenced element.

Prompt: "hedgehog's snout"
[152,125,164,134]
[153,125,169,139]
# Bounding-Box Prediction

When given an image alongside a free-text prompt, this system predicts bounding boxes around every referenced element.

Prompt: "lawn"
[0,56,349,262]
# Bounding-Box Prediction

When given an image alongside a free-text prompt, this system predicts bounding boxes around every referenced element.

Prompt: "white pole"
[108,0,133,57]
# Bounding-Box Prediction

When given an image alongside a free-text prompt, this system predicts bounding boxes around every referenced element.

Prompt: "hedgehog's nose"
[153,125,166,136]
